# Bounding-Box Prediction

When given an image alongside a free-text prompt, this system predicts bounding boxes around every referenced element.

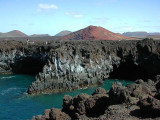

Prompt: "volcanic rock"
[1,39,160,94]
[31,77,160,120]
[138,96,160,118]
[49,108,71,120]
[109,82,130,104]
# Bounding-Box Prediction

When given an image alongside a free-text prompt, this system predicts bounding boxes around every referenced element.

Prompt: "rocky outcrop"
[27,39,160,94]
[0,47,23,74]
[31,108,71,120]
[1,39,160,94]
[27,41,120,94]
[138,96,160,118]
[0,41,45,74]
[62,88,109,119]
[31,75,160,120]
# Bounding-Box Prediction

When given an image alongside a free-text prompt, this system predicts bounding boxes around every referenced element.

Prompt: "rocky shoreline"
[1,39,160,119]
[31,75,160,120]
[1,39,160,94]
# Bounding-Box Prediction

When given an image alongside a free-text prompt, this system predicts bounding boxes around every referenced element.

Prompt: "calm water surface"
[0,74,133,120]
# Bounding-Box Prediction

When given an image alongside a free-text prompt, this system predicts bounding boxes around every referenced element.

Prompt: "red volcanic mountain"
[61,26,133,40]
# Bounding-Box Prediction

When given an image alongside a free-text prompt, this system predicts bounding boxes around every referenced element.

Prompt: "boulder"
[138,96,160,118]
[43,109,50,119]
[31,115,45,120]
[105,105,138,120]
[62,95,73,112]
[109,82,130,104]
[49,108,71,120]
[92,87,106,95]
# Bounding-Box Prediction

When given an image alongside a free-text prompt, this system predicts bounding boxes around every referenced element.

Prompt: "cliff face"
[0,39,160,94]
[28,41,121,94]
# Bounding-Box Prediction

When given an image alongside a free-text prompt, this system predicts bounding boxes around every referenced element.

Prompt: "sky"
[0,0,160,35]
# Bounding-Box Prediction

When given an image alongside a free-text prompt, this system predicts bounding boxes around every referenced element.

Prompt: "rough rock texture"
[27,39,160,94]
[31,75,160,120]
[138,96,160,118]
[27,40,121,94]
[62,26,133,40]
[1,39,160,94]
[31,108,71,120]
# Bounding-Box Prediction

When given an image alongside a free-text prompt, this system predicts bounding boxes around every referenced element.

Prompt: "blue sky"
[0,0,160,35]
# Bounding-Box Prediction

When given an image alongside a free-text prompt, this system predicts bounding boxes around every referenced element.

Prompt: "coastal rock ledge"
[31,75,160,120]
[0,39,160,94]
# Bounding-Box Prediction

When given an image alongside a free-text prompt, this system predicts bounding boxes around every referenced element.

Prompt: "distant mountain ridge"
[30,34,50,37]
[0,30,51,38]
[0,30,28,38]
[147,35,160,39]
[1,29,159,39]
[55,30,72,37]
[61,26,133,40]
[123,32,160,37]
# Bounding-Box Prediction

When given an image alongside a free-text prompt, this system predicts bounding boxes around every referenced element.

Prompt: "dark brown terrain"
[31,76,160,120]
[0,36,60,41]
[147,35,160,40]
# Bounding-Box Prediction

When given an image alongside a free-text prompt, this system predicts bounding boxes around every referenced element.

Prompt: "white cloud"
[66,12,84,18]
[37,3,58,12]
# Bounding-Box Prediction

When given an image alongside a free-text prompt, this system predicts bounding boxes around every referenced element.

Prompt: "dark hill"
[0,30,28,37]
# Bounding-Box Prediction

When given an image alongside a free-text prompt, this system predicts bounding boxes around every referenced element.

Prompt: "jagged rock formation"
[61,26,133,40]
[31,75,160,120]
[27,40,121,94]
[1,39,160,94]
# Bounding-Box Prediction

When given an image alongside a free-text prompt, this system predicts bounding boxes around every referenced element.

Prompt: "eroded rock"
[31,77,160,120]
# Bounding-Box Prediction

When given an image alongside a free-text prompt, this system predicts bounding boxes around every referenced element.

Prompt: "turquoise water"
[0,75,133,120]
